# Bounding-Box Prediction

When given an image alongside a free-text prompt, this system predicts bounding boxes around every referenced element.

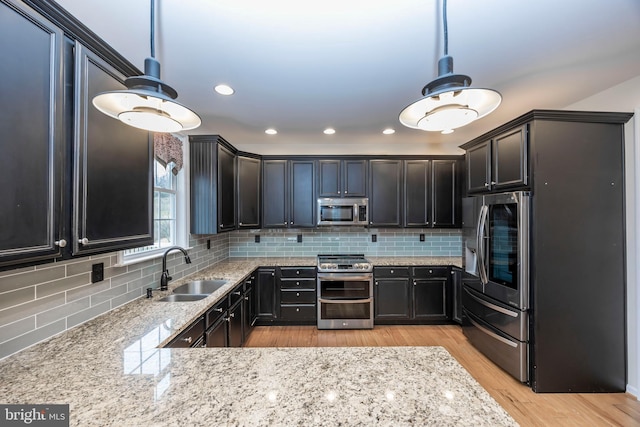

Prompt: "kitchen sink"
[172,280,227,295]
[158,294,208,302]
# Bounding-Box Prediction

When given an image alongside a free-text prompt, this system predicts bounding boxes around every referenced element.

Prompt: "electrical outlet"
[419,233,425,242]
[371,234,377,243]
[91,263,104,283]
[297,234,302,243]
[207,239,211,249]
[255,235,261,243]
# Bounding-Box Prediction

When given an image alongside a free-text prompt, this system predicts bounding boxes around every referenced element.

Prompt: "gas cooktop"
[317,254,373,273]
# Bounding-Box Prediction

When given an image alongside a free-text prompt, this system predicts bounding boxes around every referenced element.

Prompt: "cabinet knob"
[413,281,417,286]
[181,337,193,344]
[429,269,433,273]
[214,307,223,312]
[296,281,300,286]
[296,270,300,275]
[338,191,341,194]
[54,239,67,248]
[291,221,294,225]
[296,292,300,297]
[271,272,275,276]
[484,183,490,187]
[229,313,235,318]
[239,222,243,226]
[244,296,249,301]
[78,238,89,245]
[369,221,372,224]
[233,291,241,296]
[375,281,379,285]
[491,181,496,185]
[344,190,348,194]
[390,269,394,274]
[296,308,300,312]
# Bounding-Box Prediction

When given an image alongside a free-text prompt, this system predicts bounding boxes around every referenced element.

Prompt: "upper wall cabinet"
[404,159,461,228]
[262,159,316,228]
[317,159,367,198]
[189,135,237,234]
[0,0,153,268]
[369,159,403,227]
[0,0,65,267]
[237,154,261,229]
[73,44,153,255]
[466,125,528,194]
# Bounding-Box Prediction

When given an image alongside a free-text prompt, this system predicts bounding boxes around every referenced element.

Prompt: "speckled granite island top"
[0,256,519,426]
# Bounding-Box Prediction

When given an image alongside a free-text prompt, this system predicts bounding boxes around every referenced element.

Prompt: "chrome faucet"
[160,246,192,291]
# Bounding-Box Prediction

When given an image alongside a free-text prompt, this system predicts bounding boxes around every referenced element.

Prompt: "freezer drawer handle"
[464,288,518,318]
[468,316,518,348]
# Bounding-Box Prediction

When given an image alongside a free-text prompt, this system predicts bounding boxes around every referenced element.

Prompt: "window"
[117,149,188,265]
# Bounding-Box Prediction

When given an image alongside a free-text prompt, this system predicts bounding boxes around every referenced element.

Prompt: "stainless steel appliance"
[462,191,530,382]
[317,198,368,226]
[317,254,373,329]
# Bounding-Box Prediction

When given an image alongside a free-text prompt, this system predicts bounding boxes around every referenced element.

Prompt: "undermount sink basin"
[173,280,228,295]
[158,294,208,302]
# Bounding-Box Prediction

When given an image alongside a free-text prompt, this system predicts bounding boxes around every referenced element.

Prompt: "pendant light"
[92,0,201,133]
[399,0,501,134]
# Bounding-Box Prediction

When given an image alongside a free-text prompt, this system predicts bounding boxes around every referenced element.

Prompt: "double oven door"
[317,272,373,329]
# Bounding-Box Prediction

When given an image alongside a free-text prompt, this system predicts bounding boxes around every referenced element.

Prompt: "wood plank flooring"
[244,325,640,426]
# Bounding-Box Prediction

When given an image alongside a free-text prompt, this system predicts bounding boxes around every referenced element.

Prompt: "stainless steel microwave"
[317,198,368,226]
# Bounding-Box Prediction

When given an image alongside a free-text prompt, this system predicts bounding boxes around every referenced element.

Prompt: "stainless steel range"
[317,254,373,329]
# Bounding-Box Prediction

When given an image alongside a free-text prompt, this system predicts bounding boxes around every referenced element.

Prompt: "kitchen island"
[0,257,515,426]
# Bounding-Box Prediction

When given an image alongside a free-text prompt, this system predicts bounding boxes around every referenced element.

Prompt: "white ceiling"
[56,0,640,155]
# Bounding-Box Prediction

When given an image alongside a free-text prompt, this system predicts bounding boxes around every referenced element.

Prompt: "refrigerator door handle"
[477,205,489,285]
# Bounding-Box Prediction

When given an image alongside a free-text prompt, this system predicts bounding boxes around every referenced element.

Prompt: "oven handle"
[318,298,372,304]
[317,273,373,281]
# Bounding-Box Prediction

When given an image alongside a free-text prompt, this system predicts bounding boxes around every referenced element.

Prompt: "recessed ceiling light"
[214,84,235,95]
[383,128,395,135]
[265,128,278,135]
[323,128,336,135]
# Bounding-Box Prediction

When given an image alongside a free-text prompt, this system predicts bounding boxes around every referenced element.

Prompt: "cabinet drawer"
[280,267,316,278]
[412,266,449,279]
[280,278,316,289]
[374,267,410,278]
[166,317,204,348]
[462,286,527,341]
[228,284,244,306]
[280,304,316,321]
[281,289,316,304]
[205,298,228,329]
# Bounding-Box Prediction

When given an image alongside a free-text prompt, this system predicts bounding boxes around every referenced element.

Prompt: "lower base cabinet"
[278,267,316,323]
[375,266,452,324]
[166,317,205,348]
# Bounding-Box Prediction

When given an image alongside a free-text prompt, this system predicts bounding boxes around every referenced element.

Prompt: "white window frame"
[115,137,190,266]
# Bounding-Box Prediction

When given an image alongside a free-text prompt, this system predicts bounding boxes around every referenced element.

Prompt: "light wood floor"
[244,325,640,426]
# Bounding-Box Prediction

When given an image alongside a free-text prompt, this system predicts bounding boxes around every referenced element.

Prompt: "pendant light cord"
[150,0,155,58]
[442,0,448,56]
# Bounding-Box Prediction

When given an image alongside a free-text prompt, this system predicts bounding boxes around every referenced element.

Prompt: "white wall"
[566,75,640,396]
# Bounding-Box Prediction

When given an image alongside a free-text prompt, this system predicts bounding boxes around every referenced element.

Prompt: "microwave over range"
[317,198,368,226]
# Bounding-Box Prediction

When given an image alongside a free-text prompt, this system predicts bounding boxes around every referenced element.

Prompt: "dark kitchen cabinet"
[242,273,256,341]
[205,297,229,348]
[73,44,153,255]
[404,159,460,228]
[256,268,277,322]
[412,267,449,321]
[466,125,528,194]
[189,135,237,234]
[451,267,463,324]
[0,0,66,267]
[166,317,205,348]
[369,160,403,227]
[217,143,236,232]
[228,298,243,347]
[237,155,261,229]
[318,159,367,197]
[374,267,411,321]
[278,267,317,323]
[262,159,315,228]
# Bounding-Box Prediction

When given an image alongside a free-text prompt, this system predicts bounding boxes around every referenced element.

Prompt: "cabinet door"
[343,159,367,197]
[0,1,65,267]
[73,44,152,255]
[451,267,463,324]
[217,144,236,232]
[492,125,528,189]
[432,160,460,227]
[242,280,254,341]
[228,300,243,347]
[290,160,315,227]
[374,278,411,320]
[262,160,288,228]
[205,316,228,347]
[404,160,431,227]
[369,160,402,227]
[318,160,341,197]
[256,268,277,320]
[466,141,491,194]
[237,156,261,228]
[413,279,448,320]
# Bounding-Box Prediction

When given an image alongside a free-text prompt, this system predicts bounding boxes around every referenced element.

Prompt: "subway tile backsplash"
[0,227,460,359]
[229,228,462,258]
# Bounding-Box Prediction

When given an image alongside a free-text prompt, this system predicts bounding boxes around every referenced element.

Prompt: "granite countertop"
[0,256,518,426]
